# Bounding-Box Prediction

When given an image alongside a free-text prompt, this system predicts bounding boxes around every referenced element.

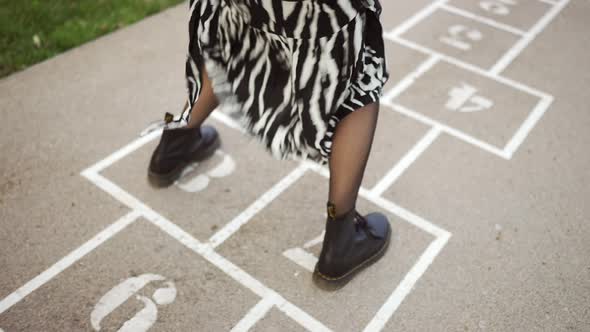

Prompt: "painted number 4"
[446,83,493,113]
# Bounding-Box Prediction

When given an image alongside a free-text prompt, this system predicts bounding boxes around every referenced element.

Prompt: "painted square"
[400,8,521,69]
[0,217,259,331]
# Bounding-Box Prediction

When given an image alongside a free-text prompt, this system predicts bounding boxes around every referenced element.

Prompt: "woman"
[148,0,390,290]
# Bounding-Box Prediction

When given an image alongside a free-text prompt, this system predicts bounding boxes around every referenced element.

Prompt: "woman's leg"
[328,102,379,216]
[186,66,220,128]
[148,66,221,187]
[314,101,391,291]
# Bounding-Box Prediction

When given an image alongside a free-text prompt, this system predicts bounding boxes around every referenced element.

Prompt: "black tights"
[184,65,379,218]
[328,102,379,217]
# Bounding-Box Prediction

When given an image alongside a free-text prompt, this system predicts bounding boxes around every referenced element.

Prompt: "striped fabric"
[181,0,388,164]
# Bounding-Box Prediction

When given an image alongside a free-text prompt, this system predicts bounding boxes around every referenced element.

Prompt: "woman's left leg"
[148,66,221,187]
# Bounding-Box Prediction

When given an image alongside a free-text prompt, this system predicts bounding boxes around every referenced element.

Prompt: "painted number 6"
[479,0,517,16]
[440,25,483,51]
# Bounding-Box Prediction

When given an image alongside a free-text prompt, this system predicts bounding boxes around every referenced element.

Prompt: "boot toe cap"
[200,125,219,145]
[364,212,391,239]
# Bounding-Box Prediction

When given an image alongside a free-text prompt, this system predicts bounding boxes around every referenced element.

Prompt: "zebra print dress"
[181,0,388,164]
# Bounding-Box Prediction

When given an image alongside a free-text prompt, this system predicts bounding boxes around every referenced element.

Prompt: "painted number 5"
[480,0,517,16]
[440,25,483,51]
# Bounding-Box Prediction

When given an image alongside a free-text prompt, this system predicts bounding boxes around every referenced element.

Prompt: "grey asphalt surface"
[1,1,589,331]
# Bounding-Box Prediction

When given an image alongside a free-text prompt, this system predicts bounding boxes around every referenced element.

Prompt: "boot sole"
[312,226,392,291]
[147,135,221,188]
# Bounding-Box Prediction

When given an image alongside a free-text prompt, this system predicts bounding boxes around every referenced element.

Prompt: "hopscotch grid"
[490,0,571,74]
[388,0,449,38]
[230,295,277,332]
[78,111,451,331]
[0,210,142,315]
[84,161,333,330]
[380,30,557,160]
[362,233,451,332]
[304,161,449,238]
[439,4,526,35]
[371,127,443,196]
[139,199,333,331]
[84,129,162,175]
[503,95,554,157]
[4,0,570,328]
[385,34,551,99]
[380,55,440,104]
[306,163,452,332]
[208,164,308,248]
[385,101,510,159]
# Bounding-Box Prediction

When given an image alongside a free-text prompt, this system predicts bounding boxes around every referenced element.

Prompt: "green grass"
[0,0,185,78]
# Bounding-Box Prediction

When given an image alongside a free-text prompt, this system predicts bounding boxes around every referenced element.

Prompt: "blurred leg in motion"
[186,66,220,129]
[148,66,221,188]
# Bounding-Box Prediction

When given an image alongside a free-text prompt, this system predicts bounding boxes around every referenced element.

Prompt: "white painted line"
[386,35,551,99]
[208,164,308,248]
[283,248,318,272]
[489,0,570,75]
[83,171,161,214]
[81,108,243,177]
[75,53,452,331]
[363,233,451,332]
[81,119,331,330]
[307,163,452,331]
[303,160,330,178]
[231,295,277,332]
[148,213,272,297]
[303,231,325,249]
[307,165,450,238]
[83,170,289,306]
[82,130,160,175]
[360,190,450,239]
[503,95,553,158]
[440,4,526,36]
[387,0,448,38]
[275,298,333,332]
[385,102,509,159]
[537,0,559,5]
[0,210,141,315]
[143,212,332,331]
[381,55,440,104]
[211,110,247,134]
[371,127,442,196]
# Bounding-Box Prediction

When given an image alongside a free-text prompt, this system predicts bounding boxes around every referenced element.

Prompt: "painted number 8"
[479,0,517,16]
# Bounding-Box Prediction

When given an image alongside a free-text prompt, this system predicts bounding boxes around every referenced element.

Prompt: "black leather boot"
[313,202,391,291]
[148,119,220,188]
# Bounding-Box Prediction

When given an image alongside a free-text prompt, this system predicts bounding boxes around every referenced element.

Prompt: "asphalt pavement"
[1,1,589,331]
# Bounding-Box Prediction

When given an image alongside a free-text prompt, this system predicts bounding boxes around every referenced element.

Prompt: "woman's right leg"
[327,102,379,217]
[313,102,392,290]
